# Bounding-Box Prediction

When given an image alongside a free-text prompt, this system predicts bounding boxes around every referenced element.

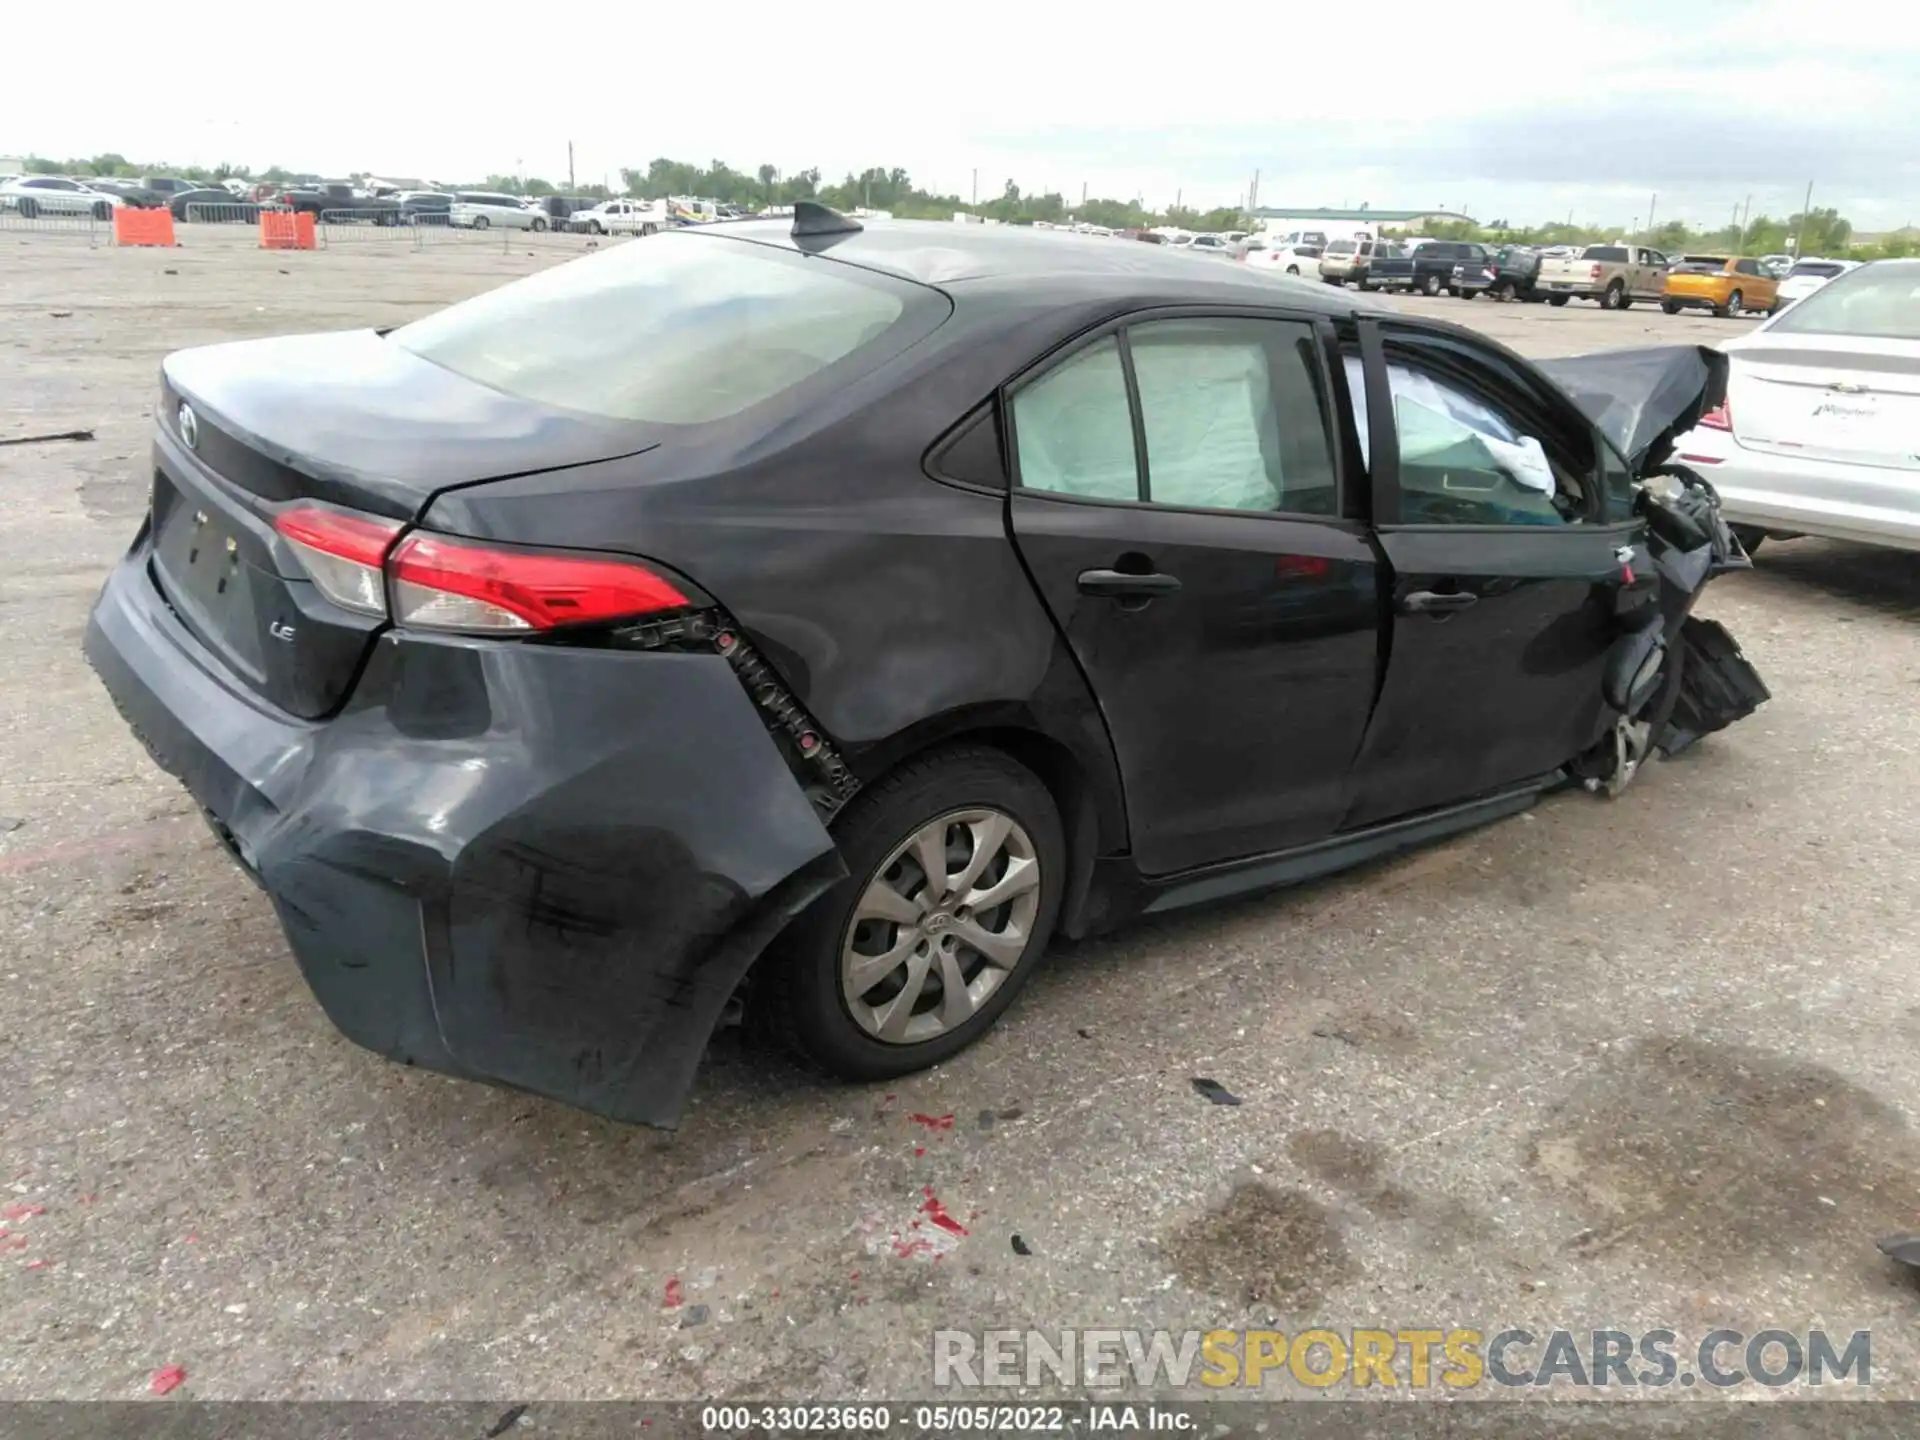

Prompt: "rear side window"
[395,232,937,425]
[1011,318,1339,517]
[1586,246,1629,262]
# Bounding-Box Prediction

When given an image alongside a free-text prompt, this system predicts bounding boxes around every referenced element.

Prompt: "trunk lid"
[151,331,653,718]
[1726,334,1920,472]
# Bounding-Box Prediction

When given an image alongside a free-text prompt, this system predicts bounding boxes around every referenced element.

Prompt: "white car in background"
[0,176,123,219]
[1775,257,1860,307]
[1244,241,1325,278]
[1670,260,1920,553]
[448,191,549,231]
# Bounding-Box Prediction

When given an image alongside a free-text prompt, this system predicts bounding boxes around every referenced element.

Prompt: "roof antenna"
[792,200,863,240]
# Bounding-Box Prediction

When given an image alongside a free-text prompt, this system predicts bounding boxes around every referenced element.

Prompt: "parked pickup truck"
[568,198,665,236]
[1453,245,1543,301]
[280,183,403,223]
[1534,244,1671,309]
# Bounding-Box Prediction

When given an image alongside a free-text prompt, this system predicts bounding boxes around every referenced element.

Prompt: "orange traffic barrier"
[259,211,316,250]
[113,208,176,247]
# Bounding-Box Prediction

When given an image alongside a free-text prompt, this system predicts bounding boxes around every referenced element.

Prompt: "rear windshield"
[394,232,942,424]
[1768,264,1920,341]
[1583,246,1630,262]
[1327,240,1355,255]
[1788,261,1845,278]
[1677,255,1730,272]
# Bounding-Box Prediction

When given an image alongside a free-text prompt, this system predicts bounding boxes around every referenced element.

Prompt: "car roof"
[700,218,1375,316]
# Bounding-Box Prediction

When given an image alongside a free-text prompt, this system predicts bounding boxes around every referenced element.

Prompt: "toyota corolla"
[86,204,1767,1127]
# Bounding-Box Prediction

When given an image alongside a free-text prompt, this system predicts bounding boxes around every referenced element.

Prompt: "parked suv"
[1661,255,1779,318]
[451,192,549,230]
[1403,241,1492,297]
[1453,245,1543,301]
[1318,236,1379,287]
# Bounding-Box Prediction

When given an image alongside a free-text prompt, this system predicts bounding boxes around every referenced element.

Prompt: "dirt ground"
[3,224,1919,1405]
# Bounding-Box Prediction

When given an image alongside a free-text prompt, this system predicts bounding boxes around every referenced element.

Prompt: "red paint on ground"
[892,1237,936,1259]
[1,1204,46,1222]
[663,1277,685,1309]
[25,1259,51,1270]
[907,1113,955,1131]
[150,1365,187,1397]
[913,1147,925,1158]
[919,1192,970,1237]
[0,818,195,876]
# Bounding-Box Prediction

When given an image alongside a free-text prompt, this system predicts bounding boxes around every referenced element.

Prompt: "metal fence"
[0,207,107,242]
[182,202,275,226]
[316,207,414,245]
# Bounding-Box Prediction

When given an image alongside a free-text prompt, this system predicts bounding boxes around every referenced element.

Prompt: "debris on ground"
[0,430,94,448]
[1011,1234,1034,1256]
[150,1365,186,1397]
[663,1277,685,1308]
[680,1304,711,1328]
[907,1113,954,1132]
[1191,1078,1243,1107]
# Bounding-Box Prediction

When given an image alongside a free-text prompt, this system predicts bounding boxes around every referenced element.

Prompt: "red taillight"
[1699,402,1732,431]
[273,504,402,616]
[1590,263,1603,280]
[387,533,690,633]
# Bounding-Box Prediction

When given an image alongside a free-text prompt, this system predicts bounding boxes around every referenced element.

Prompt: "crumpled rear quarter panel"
[249,633,842,1127]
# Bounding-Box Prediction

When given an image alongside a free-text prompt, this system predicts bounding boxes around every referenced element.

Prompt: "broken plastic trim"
[610,608,861,819]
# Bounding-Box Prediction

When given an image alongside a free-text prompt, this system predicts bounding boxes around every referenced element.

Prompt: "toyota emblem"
[178,402,198,450]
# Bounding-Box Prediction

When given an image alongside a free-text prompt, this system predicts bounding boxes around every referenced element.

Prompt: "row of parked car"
[1241,231,1858,317]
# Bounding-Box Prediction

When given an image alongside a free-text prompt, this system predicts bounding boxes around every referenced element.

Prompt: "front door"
[1339,324,1636,827]
[1006,314,1383,876]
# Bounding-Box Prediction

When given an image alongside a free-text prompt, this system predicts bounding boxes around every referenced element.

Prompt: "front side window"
[396,232,933,424]
[1346,357,1578,526]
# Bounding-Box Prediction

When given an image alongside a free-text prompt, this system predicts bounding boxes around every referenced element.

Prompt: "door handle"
[1400,589,1478,615]
[1077,568,1182,599]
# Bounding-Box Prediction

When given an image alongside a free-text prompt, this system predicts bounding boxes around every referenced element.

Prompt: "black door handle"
[1401,589,1478,615]
[1078,568,1182,599]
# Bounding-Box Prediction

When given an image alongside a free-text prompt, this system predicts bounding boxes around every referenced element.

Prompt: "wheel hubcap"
[840,808,1041,1045]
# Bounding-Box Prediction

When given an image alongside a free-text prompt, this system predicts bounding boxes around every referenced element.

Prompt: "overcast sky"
[9,0,1917,229]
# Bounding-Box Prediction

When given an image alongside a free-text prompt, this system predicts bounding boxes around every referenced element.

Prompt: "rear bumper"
[1672,429,1920,552]
[85,545,843,1127]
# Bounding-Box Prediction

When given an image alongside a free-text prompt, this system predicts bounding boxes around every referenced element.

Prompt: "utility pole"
[1645,191,1657,241]
[1789,179,1814,254]
[567,141,575,193]
[1175,187,1182,214]
[971,169,977,207]
[1081,180,1087,205]
[1250,168,1260,212]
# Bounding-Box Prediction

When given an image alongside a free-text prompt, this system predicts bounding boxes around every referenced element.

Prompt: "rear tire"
[1420,273,1441,296]
[1601,281,1626,310]
[1495,280,1516,301]
[532,217,547,232]
[1662,299,1680,314]
[1718,288,1743,319]
[473,215,489,230]
[1548,294,1569,307]
[757,745,1065,1082]
[1285,264,1299,275]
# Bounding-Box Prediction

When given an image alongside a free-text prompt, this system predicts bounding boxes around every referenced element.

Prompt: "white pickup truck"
[1534,243,1671,310]
[568,199,665,236]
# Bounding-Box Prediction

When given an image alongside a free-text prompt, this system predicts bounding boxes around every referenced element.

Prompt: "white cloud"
[8,0,1917,226]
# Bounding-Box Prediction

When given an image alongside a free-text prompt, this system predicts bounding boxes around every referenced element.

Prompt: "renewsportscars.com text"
[932,1327,1872,1390]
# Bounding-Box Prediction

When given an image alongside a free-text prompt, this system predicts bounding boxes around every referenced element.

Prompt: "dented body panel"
[86,545,840,1126]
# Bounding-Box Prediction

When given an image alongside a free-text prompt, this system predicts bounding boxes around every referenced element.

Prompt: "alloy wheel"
[840,808,1041,1045]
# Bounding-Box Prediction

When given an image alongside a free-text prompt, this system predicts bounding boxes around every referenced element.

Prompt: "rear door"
[1006,311,1383,875]
[1338,319,1635,827]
